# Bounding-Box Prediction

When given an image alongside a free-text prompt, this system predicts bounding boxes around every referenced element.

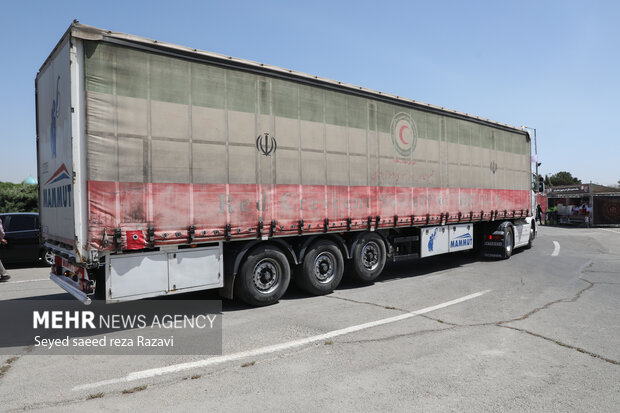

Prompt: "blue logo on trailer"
[50,75,60,159]
[428,228,438,252]
[450,233,473,248]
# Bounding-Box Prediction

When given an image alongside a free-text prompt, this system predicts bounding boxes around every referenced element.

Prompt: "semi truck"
[37,22,537,306]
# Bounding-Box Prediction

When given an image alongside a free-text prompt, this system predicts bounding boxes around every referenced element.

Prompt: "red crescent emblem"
[399,125,409,145]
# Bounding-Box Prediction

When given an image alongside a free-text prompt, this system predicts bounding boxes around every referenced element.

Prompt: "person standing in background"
[0,218,11,282]
[536,203,543,225]
[550,205,559,225]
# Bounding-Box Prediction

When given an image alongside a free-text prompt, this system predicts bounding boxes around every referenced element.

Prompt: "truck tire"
[235,245,291,306]
[503,226,514,259]
[296,239,344,295]
[349,232,386,282]
[524,224,535,249]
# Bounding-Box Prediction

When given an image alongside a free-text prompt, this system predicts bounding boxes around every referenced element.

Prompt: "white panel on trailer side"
[420,226,450,257]
[36,36,76,248]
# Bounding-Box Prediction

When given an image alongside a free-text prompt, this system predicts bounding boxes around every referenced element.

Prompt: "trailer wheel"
[349,232,386,282]
[503,226,514,259]
[235,245,291,306]
[296,239,344,295]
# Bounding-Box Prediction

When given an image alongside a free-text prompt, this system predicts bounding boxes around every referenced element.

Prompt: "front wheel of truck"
[524,223,535,249]
[503,226,514,259]
[235,245,291,306]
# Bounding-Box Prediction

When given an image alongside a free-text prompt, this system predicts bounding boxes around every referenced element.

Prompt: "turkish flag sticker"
[126,230,145,250]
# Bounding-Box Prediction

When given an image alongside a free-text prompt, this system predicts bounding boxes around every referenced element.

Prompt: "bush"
[0,182,38,213]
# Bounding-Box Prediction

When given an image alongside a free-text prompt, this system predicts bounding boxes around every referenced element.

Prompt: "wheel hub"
[361,242,380,270]
[313,252,335,283]
[253,260,279,293]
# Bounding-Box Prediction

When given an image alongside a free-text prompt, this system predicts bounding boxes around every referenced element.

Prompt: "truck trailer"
[37,22,537,306]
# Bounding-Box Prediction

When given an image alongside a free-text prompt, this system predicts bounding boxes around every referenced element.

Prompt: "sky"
[1,0,619,186]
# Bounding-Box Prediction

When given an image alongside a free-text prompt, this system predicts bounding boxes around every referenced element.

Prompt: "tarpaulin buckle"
[257,219,264,238]
[225,224,231,242]
[269,220,276,238]
[102,228,109,248]
[188,225,195,243]
[147,226,155,248]
[114,228,122,253]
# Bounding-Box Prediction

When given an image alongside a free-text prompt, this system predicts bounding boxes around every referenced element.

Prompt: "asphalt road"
[0,226,619,412]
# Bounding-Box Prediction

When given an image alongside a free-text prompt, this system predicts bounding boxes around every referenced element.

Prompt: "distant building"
[23,176,38,185]
[545,184,620,227]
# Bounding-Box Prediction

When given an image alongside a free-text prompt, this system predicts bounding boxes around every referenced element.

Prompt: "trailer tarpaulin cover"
[83,40,531,250]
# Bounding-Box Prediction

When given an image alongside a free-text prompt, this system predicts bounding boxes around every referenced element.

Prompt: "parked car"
[0,212,53,266]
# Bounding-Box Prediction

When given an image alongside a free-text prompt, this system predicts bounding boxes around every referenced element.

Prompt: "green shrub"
[0,182,38,213]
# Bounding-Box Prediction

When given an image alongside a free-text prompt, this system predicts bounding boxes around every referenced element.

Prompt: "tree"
[0,182,38,213]
[548,171,581,187]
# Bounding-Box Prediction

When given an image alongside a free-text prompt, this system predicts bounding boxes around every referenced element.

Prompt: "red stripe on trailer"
[86,181,529,250]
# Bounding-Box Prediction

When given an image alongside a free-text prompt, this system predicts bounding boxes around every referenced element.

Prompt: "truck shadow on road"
[5,252,509,313]
[163,251,509,311]
[337,251,488,291]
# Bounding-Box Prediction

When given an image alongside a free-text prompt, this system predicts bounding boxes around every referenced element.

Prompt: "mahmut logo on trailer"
[43,164,72,208]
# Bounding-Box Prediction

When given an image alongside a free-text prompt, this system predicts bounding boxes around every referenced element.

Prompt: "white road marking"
[598,228,620,234]
[551,241,561,256]
[5,278,50,284]
[73,290,491,391]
